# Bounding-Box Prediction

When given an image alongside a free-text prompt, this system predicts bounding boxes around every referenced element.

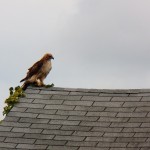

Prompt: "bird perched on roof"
[20,53,54,90]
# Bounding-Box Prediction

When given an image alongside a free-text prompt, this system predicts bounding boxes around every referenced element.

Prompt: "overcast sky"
[1,0,150,119]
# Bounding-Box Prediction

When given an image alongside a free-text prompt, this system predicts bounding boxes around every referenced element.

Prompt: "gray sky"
[1,0,150,119]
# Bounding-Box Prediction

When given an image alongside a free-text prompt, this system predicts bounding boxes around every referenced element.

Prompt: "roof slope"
[0,87,150,150]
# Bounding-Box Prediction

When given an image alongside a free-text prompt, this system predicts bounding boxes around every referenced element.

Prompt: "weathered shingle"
[1,86,150,149]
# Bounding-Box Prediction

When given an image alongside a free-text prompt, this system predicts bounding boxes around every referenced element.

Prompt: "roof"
[0,87,150,150]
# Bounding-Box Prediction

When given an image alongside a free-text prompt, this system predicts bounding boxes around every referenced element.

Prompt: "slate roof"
[0,87,150,150]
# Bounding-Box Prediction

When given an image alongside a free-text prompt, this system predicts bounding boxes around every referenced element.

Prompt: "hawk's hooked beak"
[51,56,54,60]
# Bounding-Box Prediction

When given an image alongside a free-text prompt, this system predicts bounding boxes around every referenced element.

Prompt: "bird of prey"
[20,53,54,90]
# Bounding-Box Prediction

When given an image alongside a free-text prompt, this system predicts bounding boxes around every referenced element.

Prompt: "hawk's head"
[43,53,54,60]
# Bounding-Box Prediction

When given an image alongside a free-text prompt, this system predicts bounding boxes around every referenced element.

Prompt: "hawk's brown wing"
[20,60,43,82]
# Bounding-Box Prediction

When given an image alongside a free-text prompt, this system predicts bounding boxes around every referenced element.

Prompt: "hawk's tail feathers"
[21,81,30,91]
[20,77,27,83]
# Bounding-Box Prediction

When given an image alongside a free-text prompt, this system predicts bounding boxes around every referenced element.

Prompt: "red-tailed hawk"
[20,53,54,90]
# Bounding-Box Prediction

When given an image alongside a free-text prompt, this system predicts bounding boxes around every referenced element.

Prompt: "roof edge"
[27,86,150,94]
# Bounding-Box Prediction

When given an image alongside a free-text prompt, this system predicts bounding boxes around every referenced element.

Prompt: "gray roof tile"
[35,139,67,145]
[7,112,38,118]
[56,110,86,116]
[1,121,31,128]
[16,144,48,149]
[37,114,68,120]
[97,142,128,147]
[44,104,75,110]
[50,120,80,126]
[93,101,124,107]
[19,117,49,124]
[85,136,116,142]
[48,146,79,150]
[12,127,43,134]
[81,96,111,101]
[42,129,73,135]
[0,137,6,142]
[5,137,35,144]
[70,91,99,96]
[92,127,123,132]
[25,108,57,114]
[73,131,103,137]
[66,141,97,147]
[30,123,61,130]
[24,133,55,140]
[0,143,17,148]
[40,90,69,95]
[0,132,24,137]
[1,87,150,149]
[54,135,85,141]
[75,105,105,111]
[63,100,93,106]
[61,125,91,131]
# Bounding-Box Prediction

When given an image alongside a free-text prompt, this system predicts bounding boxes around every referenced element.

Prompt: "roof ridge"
[27,86,150,94]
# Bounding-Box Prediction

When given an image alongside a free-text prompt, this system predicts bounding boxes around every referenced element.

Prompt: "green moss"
[3,86,25,116]
[44,83,54,88]
[3,83,54,116]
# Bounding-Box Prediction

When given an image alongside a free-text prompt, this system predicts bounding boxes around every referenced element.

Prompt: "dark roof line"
[28,86,150,93]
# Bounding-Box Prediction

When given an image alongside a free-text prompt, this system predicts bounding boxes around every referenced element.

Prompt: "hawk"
[20,53,54,90]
